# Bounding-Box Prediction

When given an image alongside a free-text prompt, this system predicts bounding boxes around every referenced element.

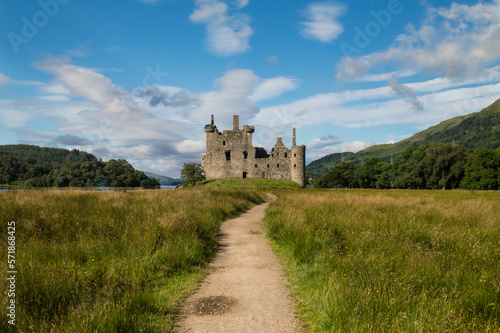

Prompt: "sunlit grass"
[264,189,500,332]
[202,178,302,189]
[0,188,265,332]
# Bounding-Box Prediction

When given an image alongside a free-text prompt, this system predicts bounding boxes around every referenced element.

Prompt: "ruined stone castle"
[202,115,306,187]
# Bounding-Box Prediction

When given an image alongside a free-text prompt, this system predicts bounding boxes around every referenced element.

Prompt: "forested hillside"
[316,143,500,190]
[0,145,159,188]
[308,98,500,180]
[0,144,96,164]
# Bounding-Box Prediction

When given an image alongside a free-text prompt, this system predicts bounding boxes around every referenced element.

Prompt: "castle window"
[267,164,269,168]
[294,164,296,169]
[294,153,296,157]
[277,152,279,156]
[285,153,288,158]
[223,140,226,145]
[277,164,280,168]
[225,151,231,161]
[243,151,248,159]
[255,164,258,168]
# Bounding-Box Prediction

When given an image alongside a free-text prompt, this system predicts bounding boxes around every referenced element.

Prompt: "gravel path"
[174,194,301,333]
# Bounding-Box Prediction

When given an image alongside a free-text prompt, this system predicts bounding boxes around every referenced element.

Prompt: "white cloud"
[133,85,198,109]
[189,0,253,56]
[33,56,124,106]
[337,0,500,81]
[11,80,44,86]
[37,95,71,102]
[0,73,10,86]
[249,76,298,102]
[300,2,346,43]
[17,56,204,175]
[40,82,72,95]
[341,140,372,153]
[0,101,36,128]
[176,140,205,154]
[253,74,500,140]
[306,138,375,157]
[354,69,416,83]
[133,157,184,177]
[237,0,249,9]
[189,69,259,126]
[306,135,344,149]
[188,69,298,129]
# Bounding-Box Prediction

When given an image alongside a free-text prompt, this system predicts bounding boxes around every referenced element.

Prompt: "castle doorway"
[243,172,247,179]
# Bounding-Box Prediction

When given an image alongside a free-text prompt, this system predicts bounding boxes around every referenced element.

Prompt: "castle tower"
[290,128,306,187]
[202,115,306,186]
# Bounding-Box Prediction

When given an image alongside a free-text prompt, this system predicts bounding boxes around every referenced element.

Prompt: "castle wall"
[202,115,306,186]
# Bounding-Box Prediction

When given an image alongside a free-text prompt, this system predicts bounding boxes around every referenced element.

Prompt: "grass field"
[264,189,500,332]
[201,178,302,190]
[0,188,265,332]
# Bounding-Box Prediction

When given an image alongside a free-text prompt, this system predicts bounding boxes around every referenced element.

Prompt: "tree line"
[316,143,500,190]
[0,145,159,188]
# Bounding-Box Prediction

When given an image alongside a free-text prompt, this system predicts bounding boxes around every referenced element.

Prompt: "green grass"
[201,178,302,190]
[0,188,265,332]
[264,189,500,332]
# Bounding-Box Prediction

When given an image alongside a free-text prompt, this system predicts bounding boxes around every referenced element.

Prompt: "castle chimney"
[233,115,239,130]
[211,114,214,125]
[292,128,296,146]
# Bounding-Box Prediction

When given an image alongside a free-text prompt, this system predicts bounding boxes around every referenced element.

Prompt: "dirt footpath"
[174,194,301,333]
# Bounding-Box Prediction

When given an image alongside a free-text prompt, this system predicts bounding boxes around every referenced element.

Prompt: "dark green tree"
[140,178,160,189]
[392,146,427,189]
[180,163,205,186]
[316,162,359,188]
[354,157,389,188]
[460,149,500,190]
[421,143,473,189]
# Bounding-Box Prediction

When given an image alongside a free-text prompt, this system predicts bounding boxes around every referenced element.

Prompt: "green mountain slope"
[307,98,500,180]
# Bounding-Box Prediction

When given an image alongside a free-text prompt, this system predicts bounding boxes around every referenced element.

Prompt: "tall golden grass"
[265,189,500,332]
[0,188,265,332]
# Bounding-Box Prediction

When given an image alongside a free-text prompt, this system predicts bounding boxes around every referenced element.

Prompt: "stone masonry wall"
[202,115,306,186]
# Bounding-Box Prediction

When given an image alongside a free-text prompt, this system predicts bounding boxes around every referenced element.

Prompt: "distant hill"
[144,172,181,186]
[0,144,96,164]
[307,98,500,180]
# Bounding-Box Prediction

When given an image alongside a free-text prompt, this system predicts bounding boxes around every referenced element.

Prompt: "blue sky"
[1,0,500,177]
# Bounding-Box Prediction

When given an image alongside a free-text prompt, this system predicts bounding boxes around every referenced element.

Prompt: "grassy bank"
[264,190,500,332]
[202,178,302,190]
[0,188,265,332]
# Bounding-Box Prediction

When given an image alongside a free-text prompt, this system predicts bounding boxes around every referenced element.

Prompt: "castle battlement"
[201,115,306,187]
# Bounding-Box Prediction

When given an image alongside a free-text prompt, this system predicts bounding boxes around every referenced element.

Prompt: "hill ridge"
[307,98,500,179]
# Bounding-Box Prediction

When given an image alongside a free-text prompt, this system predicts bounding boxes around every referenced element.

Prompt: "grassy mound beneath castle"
[201,178,302,190]
[0,188,265,332]
[264,189,500,332]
